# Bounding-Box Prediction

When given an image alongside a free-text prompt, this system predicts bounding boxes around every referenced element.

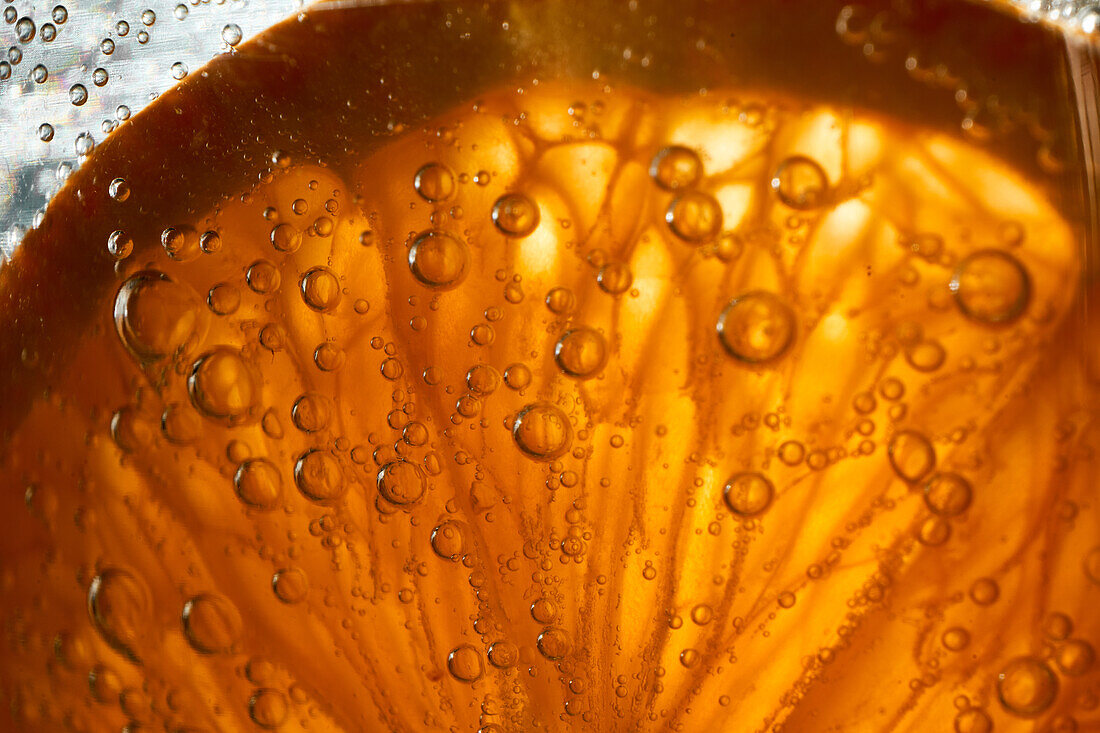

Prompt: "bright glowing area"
[714,183,754,232]
[821,312,848,341]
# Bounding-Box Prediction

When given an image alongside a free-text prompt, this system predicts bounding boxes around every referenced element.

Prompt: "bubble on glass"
[413,162,455,202]
[294,449,347,503]
[30,63,46,83]
[513,402,572,460]
[233,458,283,510]
[491,193,540,237]
[15,17,34,43]
[997,656,1058,717]
[771,155,829,210]
[408,230,469,289]
[950,249,1030,325]
[182,594,242,654]
[666,190,723,242]
[650,145,703,190]
[171,61,188,80]
[222,23,243,46]
[717,291,796,364]
[107,230,133,260]
[554,327,608,379]
[69,83,88,106]
[723,471,775,517]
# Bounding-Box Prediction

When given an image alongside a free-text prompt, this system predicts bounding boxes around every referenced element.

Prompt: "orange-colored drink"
[1,1,1098,731]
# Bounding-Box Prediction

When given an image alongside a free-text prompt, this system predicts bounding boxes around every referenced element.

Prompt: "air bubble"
[249,689,289,729]
[15,17,34,43]
[69,83,88,106]
[294,449,346,503]
[38,123,53,141]
[554,327,608,379]
[723,471,775,517]
[272,567,308,603]
[247,260,281,293]
[413,162,455,202]
[114,271,207,361]
[597,262,633,295]
[299,266,341,312]
[491,193,540,237]
[88,569,149,662]
[950,249,1030,324]
[997,656,1058,717]
[233,458,283,510]
[171,61,188,80]
[206,280,239,316]
[447,644,483,682]
[182,594,242,654]
[161,225,201,261]
[376,460,427,505]
[537,628,569,660]
[513,403,572,460]
[408,230,469,289]
[771,155,829,209]
[887,430,935,483]
[717,291,796,364]
[30,63,46,83]
[650,145,703,190]
[187,347,260,424]
[108,177,130,201]
[292,393,331,433]
[106,230,133,260]
[666,191,723,242]
[222,23,243,46]
[923,472,972,516]
[431,520,466,560]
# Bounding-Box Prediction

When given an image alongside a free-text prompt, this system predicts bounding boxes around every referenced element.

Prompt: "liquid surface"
[1,1,1099,732]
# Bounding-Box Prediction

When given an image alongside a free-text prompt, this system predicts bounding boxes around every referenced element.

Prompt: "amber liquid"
[1,1,1098,731]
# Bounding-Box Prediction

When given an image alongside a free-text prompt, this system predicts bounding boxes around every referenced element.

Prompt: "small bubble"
[0,61,9,81]
[114,271,207,361]
[116,20,129,36]
[136,30,149,44]
[52,5,68,24]
[537,628,569,660]
[249,689,289,730]
[313,342,345,371]
[950,249,1030,324]
[554,327,607,379]
[1055,639,1094,676]
[942,627,970,651]
[1085,546,1100,584]
[108,177,130,201]
[905,340,946,372]
[650,145,702,190]
[408,230,469,289]
[413,162,455,202]
[997,656,1058,717]
[466,363,501,394]
[88,569,149,661]
[69,83,88,106]
[207,283,241,316]
[106,230,133,260]
[597,262,633,295]
[37,122,53,142]
[504,363,532,390]
[1043,613,1074,641]
[173,3,188,20]
[116,104,130,120]
[199,230,221,254]
[182,594,241,654]
[546,287,576,314]
[969,577,999,605]
[187,348,259,424]
[272,567,308,603]
[376,460,426,505]
[294,449,346,503]
[487,640,518,668]
[30,63,46,83]
[1,7,13,24]
[923,472,972,516]
[171,61,188,80]
[431,520,466,560]
[15,17,34,43]
[666,191,723,242]
[513,402,572,460]
[717,291,796,364]
[39,22,55,41]
[778,440,805,465]
[770,156,829,210]
[491,192,540,237]
[292,393,331,433]
[916,516,951,546]
[887,430,935,483]
[300,266,341,312]
[221,23,243,46]
[954,708,992,733]
[723,471,775,517]
[161,225,200,261]
[447,644,483,682]
[141,9,156,25]
[246,260,281,293]
[233,458,283,510]
[74,132,95,157]
[270,223,302,253]
[7,46,20,64]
